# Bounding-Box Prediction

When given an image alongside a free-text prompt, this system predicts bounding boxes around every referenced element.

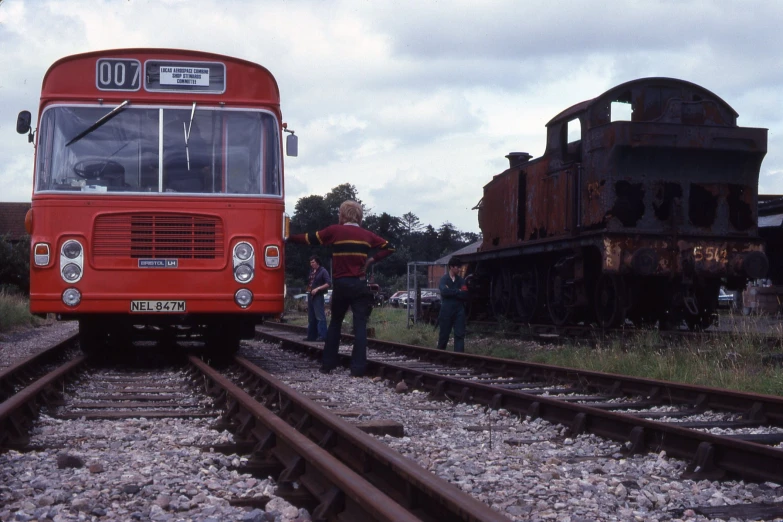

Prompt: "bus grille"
[93,214,224,259]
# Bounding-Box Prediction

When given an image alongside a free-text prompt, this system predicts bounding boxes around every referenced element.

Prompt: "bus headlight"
[62,288,81,307]
[62,263,82,282]
[60,239,84,282]
[233,241,255,282]
[62,240,83,259]
[235,289,253,308]
[235,263,254,283]
[234,242,253,261]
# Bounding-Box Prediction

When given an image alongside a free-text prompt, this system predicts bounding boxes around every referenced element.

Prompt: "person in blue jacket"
[437,257,469,352]
[305,255,331,342]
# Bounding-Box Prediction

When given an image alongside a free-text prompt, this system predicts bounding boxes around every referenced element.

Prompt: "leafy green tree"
[286,195,332,285]
[460,231,481,245]
[324,183,362,218]
[437,221,460,258]
[401,212,422,237]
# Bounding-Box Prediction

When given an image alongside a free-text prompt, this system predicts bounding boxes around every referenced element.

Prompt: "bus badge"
[138,259,178,268]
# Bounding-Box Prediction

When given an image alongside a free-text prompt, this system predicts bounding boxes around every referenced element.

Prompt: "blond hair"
[339,200,363,224]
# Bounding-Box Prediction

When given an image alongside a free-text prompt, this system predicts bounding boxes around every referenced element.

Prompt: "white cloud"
[2,0,783,237]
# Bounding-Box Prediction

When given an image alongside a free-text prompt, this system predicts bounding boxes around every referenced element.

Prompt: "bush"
[0,290,42,332]
[0,235,30,294]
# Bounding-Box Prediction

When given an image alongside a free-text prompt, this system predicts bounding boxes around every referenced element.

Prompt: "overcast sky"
[2,0,782,233]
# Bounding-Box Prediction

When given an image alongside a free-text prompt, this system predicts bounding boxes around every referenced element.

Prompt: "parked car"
[717,287,736,310]
[400,290,440,307]
[291,293,308,312]
[388,291,410,308]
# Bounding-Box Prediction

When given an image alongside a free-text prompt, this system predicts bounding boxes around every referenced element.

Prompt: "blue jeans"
[322,277,373,374]
[307,293,327,340]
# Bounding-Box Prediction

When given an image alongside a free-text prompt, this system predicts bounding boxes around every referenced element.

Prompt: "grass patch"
[476,323,783,396]
[0,291,45,332]
[284,304,783,395]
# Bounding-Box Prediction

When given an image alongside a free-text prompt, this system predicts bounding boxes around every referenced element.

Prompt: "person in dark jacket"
[287,200,394,376]
[304,255,331,342]
[437,257,469,352]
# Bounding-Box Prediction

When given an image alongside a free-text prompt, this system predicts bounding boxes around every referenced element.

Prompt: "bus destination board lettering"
[159,66,210,87]
[145,60,226,93]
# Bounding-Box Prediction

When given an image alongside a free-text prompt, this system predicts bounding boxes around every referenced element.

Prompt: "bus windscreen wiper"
[66,100,130,146]
[184,102,196,170]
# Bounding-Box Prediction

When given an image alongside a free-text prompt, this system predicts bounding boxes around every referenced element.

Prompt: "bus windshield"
[35,105,281,196]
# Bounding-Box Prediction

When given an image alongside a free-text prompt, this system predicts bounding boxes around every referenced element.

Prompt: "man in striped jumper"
[287,200,395,376]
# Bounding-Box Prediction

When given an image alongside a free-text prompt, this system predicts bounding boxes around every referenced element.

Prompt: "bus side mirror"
[286,133,298,157]
[17,111,31,135]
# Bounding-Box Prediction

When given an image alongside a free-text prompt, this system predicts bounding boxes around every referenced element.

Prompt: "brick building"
[427,239,482,286]
[0,202,31,241]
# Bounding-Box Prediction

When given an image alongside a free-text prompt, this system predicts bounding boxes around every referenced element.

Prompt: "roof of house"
[0,202,31,240]
[434,239,482,265]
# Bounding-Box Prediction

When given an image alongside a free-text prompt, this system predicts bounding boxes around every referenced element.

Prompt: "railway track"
[259,322,783,485]
[0,334,507,521]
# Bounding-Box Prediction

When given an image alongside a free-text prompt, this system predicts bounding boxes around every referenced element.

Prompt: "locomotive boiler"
[459,78,768,329]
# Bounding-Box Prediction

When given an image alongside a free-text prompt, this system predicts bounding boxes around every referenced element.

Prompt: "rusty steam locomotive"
[458,77,768,330]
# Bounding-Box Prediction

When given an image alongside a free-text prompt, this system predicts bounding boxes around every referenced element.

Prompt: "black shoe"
[315,337,326,342]
[319,365,336,374]
[349,370,365,378]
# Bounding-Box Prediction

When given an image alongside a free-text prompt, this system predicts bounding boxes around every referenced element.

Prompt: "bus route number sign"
[96,58,141,91]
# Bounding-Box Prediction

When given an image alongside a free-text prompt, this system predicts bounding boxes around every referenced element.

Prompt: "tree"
[460,231,481,245]
[286,195,332,284]
[437,222,460,258]
[291,195,332,233]
[401,212,422,237]
[324,183,362,218]
[363,212,404,244]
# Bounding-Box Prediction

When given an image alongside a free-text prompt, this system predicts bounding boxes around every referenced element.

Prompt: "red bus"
[16,49,296,357]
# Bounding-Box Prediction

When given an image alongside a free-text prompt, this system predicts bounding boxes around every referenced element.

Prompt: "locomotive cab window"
[566,118,582,159]
[35,104,281,197]
[611,100,632,122]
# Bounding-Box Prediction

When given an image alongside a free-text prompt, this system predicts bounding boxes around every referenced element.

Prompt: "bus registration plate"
[130,300,186,313]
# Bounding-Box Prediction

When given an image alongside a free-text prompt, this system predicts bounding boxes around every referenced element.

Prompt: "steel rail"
[232,355,507,522]
[188,356,429,522]
[258,324,783,483]
[263,323,783,426]
[0,355,87,448]
[0,333,78,401]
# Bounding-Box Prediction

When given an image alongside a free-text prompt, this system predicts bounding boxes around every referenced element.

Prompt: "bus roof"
[41,48,280,108]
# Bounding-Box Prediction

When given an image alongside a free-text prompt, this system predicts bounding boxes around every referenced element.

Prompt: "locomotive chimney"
[506,152,532,169]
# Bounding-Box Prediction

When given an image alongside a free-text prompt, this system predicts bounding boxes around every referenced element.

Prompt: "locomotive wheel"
[546,265,572,326]
[513,264,539,323]
[594,274,627,328]
[490,268,513,319]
